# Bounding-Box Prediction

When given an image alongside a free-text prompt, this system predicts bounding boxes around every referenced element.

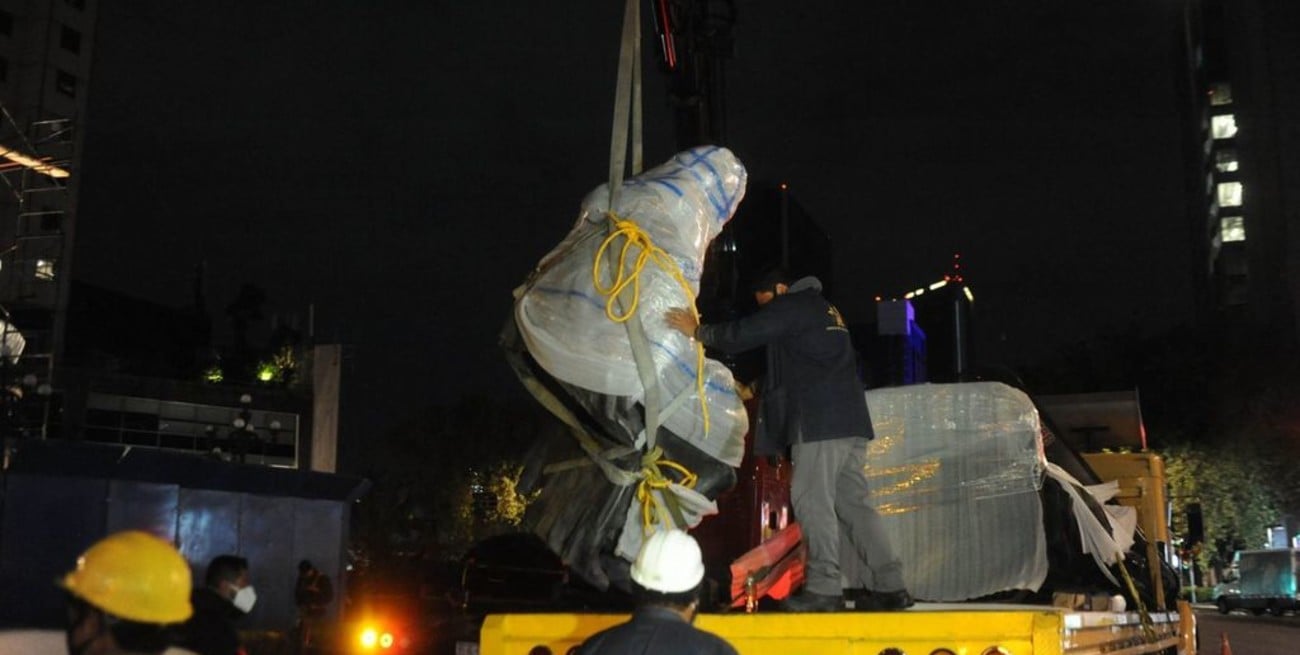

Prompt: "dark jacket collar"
[191,586,242,619]
[787,276,822,294]
[632,605,690,624]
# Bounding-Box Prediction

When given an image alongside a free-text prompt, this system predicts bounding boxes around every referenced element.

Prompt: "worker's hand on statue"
[664,307,699,338]
[735,380,754,400]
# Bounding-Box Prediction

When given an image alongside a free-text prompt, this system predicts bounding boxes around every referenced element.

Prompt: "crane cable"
[600,0,703,536]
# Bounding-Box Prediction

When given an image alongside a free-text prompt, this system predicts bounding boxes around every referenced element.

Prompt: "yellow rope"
[635,447,699,531]
[592,211,711,435]
[1115,553,1157,642]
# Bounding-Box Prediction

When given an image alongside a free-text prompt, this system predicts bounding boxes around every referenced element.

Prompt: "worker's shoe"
[780,591,844,612]
[845,588,915,611]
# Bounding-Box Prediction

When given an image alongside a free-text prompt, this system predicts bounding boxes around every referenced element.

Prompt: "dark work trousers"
[791,436,905,596]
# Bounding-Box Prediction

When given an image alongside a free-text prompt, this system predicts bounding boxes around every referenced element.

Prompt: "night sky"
[73,1,1195,450]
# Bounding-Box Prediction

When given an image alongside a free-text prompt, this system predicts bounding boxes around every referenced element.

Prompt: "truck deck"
[477,602,1193,655]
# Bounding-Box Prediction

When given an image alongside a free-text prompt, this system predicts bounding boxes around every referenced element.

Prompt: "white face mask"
[232,584,258,613]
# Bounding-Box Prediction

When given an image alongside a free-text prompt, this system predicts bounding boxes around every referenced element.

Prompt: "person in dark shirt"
[574,529,737,655]
[292,559,333,653]
[667,269,912,612]
[177,555,255,655]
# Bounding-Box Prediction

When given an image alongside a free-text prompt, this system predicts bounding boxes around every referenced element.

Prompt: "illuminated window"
[35,259,55,280]
[1217,181,1243,208]
[1211,114,1237,139]
[1215,149,1239,172]
[1220,216,1246,243]
[1209,82,1233,106]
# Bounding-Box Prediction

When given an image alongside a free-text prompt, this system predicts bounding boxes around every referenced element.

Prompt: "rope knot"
[635,446,699,530]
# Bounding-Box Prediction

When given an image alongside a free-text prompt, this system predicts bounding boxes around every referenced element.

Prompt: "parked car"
[1214,548,1300,616]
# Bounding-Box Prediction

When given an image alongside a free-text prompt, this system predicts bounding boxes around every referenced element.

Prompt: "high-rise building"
[0,4,340,471]
[867,255,975,387]
[1179,0,1300,349]
[0,0,98,437]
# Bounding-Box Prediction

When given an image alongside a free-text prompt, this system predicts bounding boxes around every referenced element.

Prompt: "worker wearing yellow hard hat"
[0,530,199,655]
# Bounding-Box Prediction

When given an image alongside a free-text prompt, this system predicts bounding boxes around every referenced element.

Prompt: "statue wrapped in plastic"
[503,146,749,590]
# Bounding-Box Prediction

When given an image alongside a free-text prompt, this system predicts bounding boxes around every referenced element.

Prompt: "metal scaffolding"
[0,103,75,441]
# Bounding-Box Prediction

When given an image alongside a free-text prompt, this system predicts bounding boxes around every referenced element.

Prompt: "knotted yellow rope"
[635,446,699,530]
[592,210,710,435]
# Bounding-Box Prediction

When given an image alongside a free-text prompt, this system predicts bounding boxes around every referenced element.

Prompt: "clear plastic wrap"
[864,382,1049,601]
[514,146,750,466]
[507,147,750,588]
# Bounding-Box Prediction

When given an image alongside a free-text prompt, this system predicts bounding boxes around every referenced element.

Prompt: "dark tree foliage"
[350,394,565,567]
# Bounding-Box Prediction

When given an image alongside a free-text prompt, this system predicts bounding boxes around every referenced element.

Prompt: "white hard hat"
[630,529,705,593]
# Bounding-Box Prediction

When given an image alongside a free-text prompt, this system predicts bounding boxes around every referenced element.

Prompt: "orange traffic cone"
[1220,632,1233,655]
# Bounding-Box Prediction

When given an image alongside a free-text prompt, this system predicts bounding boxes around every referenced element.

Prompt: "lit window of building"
[1215,149,1239,172]
[1220,216,1246,243]
[1217,181,1243,208]
[1209,82,1233,106]
[35,259,55,280]
[1211,114,1238,139]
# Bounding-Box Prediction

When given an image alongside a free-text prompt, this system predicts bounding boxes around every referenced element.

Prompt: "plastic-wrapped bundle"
[863,382,1149,603]
[514,146,749,465]
[864,382,1049,601]
[506,146,750,588]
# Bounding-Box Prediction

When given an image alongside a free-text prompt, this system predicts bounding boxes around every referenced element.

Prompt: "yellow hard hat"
[58,530,194,624]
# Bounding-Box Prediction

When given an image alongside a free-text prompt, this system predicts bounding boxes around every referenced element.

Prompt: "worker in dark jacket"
[292,559,334,653]
[177,555,255,655]
[574,529,736,655]
[666,270,912,612]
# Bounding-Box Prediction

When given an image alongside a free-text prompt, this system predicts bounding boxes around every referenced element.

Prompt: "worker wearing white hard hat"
[574,529,738,655]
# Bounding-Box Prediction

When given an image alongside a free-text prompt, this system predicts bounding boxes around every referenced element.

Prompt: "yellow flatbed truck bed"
[478,602,1196,655]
